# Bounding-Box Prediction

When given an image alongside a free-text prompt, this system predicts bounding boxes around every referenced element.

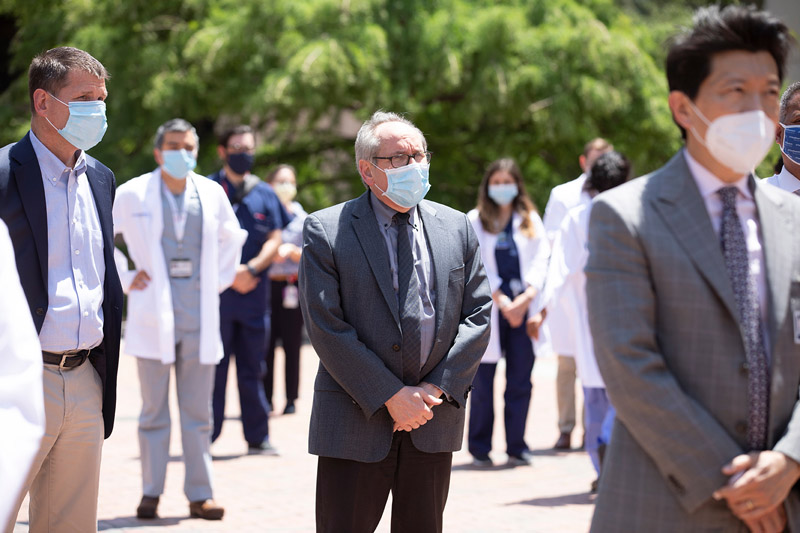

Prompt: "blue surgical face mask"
[780,123,800,166]
[371,161,431,208]
[46,93,108,151]
[487,183,518,206]
[161,149,197,179]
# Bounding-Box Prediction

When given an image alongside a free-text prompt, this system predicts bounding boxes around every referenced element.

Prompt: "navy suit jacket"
[0,132,123,438]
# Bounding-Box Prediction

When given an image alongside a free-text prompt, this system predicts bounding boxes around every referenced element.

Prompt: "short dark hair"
[218,125,253,148]
[154,118,198,150]
[28,46,109,113]
[667,6,792,101]
[780,81,800,124]
[587,151,630,193]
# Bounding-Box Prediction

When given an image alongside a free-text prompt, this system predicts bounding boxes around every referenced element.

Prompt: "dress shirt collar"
[369,189,418,230]
[772,165,800,194]
[29,129,86,187]
[684,148,751,201]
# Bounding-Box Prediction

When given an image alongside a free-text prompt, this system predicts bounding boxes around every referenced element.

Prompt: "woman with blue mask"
[466,158,550,467]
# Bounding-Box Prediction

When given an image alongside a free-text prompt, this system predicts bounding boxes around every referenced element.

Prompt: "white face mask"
[688,101,775,174]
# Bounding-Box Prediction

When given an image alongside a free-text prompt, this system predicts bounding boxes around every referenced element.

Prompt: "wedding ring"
[743,500,754,511]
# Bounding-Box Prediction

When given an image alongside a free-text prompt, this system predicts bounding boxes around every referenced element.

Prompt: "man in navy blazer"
[0,46,122,532]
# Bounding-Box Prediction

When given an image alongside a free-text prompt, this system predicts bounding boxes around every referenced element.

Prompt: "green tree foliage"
[1,0,703,212]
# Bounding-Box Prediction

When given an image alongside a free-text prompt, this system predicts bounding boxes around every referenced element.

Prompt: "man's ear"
[216,145,227,161]
[578,154,587,173]
[32,88,50,118]
[153,148,163,167]
[776,122,784,146]
[358,159,374,186]
[668,91,694,132]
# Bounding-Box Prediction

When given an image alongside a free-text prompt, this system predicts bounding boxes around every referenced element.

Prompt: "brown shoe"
[553,432,571,450]
[136,495,159,519]
[189,499,225,520]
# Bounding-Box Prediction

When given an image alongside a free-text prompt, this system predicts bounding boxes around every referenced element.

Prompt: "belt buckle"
[59,354,69,369]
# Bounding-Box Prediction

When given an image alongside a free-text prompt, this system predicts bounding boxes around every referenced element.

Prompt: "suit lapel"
[418,201,450,376]
[754,180,792,353]
[651,152,740,324]
[85,161,114,255]
[11,135,49,288]
[351,193,400,323]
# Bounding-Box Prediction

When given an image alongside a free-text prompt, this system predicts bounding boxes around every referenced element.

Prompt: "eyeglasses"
[373,151,432,169]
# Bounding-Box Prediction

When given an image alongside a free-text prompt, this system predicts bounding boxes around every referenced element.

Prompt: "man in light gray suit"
[586,6,800,533]
[299,111,491,533]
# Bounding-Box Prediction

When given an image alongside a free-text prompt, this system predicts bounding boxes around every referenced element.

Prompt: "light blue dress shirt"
[370,192,436,368]
[30,130,105,353]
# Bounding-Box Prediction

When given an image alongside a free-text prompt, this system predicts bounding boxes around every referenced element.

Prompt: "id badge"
[283,284,299,309]
[169,258,193,278]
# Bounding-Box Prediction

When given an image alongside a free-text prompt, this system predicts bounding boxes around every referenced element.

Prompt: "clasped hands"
[385,382,443,432]
[712,451,800,533]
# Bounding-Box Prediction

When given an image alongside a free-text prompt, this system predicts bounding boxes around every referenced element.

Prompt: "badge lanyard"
[162,177,192,252]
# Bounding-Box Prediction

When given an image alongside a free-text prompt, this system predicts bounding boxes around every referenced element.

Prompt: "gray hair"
[154,118,199,150]
[354,110,426,171]
[780,81,800,124]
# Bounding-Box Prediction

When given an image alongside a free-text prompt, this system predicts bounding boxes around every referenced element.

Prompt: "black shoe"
[136,495,159,519]
[553,432,571,450]
[507,450,533,467]
[283,402,296,415]
[471,454,493,467]
[248,439,279,456]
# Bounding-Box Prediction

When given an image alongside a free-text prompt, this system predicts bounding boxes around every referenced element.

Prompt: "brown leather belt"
[42,350,91,369]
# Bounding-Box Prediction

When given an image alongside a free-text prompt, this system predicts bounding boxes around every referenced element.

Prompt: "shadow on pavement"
[99,516,184,529]
[510,492,596,507]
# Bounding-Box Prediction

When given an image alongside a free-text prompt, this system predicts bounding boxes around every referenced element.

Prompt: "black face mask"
[227,152,254,175]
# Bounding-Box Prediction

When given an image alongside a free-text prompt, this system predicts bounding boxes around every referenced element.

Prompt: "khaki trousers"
[6,360,104,533]
[556,355,577,434]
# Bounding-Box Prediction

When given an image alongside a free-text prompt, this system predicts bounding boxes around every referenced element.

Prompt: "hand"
[385,386,440,432]
[230,264,260,294]
[275,242,300,263]
[129,270,151,291]
[500,296,528,328]
[713,451,800,522]
[526,311,545,340]
[419,382,444,405]
[743,504,786,533]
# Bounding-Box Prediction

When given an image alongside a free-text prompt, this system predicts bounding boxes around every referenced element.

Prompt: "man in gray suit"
[299,111,491,533]
[586,6,800,532]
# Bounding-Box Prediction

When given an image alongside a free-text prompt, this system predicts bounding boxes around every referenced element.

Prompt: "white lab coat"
[764,166,800,193]
[467,209,550,363]
[539,174,592,356]
[0,220,44,530]
[113,169,247,365]
[547,203,604,388]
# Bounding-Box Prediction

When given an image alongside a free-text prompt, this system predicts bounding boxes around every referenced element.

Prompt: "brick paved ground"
[14,343,595,532]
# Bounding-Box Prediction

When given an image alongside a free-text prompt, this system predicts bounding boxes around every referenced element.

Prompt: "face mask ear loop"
[686,98,713,149]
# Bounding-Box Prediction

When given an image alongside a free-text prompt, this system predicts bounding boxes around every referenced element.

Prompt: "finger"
[723,454,755,475]
[424,395,443,406]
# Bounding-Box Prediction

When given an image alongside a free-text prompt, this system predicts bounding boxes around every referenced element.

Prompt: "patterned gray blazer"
[586,150,800,531]
[298,191,492,462]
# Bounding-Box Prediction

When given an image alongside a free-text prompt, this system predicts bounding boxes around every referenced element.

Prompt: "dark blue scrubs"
[208,169,289,445]
[468,217,535,460]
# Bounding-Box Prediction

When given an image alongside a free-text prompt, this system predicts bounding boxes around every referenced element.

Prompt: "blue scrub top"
[208,169,290,316]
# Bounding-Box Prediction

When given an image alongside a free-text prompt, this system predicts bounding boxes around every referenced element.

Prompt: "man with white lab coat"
[113,119,246,521]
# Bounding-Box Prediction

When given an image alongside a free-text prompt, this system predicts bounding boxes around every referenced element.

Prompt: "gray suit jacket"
[586,150,800,531]
[298,191,492,462]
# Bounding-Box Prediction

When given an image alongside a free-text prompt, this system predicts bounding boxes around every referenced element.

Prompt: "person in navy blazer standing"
[0,47,122,532]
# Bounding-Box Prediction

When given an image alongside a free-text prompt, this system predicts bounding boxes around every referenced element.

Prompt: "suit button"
[735,421,747,434]
[35,307,45,316]
[739,362,749,375]
[392,344,400,352]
